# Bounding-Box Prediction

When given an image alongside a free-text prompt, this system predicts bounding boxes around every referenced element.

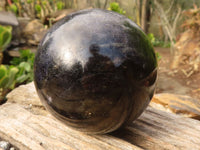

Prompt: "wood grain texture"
[0,103,200,150]
[151,93,200,120]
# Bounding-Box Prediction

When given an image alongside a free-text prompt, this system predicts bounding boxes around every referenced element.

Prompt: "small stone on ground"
[0,141,10,150]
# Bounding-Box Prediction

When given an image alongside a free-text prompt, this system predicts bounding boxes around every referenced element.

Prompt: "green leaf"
[19,62,31,72]
[156,52,162,61]
[9,4,18,14]
[9,80,16,89]
[2,31,12,50]
[35,4,41,13]
[0,65,7,79]
[108,2,126,15]
[9,49,35,85]
[0,31,4,48]
[10,57,20,65]
[27,0,32,4]
[6,67,19,89]
[57,2,64,10]
[0,76,9,88]
[17,66,25,76]
[16,74,29,83]
[4,26,12,33]
[13,0,19,3]
[20,49,31,58]
[0,26,4,33]
[147,33,155,44]
[0,25,12,51]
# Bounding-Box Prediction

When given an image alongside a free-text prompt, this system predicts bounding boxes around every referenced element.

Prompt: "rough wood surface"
[0,103,200,150]
[150,93,200,120]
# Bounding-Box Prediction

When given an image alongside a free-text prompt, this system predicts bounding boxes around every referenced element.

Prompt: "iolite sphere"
[34,9,157,134]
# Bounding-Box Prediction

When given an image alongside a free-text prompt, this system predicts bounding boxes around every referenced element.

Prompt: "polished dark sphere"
[34,9,157,134]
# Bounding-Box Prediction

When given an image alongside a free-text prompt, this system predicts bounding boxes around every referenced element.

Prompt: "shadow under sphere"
[34,9,157,134]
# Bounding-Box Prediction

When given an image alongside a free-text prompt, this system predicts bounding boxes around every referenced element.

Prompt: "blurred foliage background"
[1,0,200,45]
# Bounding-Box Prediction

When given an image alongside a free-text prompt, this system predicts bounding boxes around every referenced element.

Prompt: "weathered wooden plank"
[150,93,200,120]
[3,82,200,150]
[0,103,200,150]
[0,103,141,150]
[112,107,200,150]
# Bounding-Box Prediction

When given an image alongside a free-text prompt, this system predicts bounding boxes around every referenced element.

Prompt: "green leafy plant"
[108,2,126,15]
[147,33,162,61]
[56,1,64,10]
[0,65,18,89]
[0,49,35,102]
[8,4,18,14]
[153,40,172,48]
[156,52,162,61]
[10,49,35,84]
[27,0,32,4]
[8,0,66,22]
[0,25,12,52]
[147,33,171,48]
[147,33,155,44]
[35,4,42,13]
[0,25,12,64]
[0,65,19,102]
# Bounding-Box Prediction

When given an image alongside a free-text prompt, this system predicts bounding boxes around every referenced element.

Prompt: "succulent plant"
[0,25,12,52]
[0,65,18,102]
[0,25,12,64]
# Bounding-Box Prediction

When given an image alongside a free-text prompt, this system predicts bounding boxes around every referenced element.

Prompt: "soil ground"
[155,47,200,101]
